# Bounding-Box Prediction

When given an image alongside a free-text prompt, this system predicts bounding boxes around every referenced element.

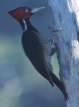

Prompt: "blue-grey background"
[0,0,66,107]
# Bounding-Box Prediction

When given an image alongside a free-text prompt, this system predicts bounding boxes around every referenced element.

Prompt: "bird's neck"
[20,18,36,31]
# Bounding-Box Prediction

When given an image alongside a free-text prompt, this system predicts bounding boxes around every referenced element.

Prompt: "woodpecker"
[8,7,68,100]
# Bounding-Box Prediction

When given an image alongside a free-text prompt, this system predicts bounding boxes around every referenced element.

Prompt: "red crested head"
[8,7,32,22]
[8,6,45,22]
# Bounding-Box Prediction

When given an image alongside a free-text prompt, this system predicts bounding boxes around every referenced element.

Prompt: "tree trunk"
[48,0,79,107]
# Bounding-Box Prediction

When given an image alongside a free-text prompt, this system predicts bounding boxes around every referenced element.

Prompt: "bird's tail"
[49,72,68,100]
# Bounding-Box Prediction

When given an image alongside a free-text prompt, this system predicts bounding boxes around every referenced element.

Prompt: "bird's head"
[8,6,45,22]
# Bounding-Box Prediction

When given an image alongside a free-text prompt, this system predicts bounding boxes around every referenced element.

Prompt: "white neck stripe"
[23,20,27,31]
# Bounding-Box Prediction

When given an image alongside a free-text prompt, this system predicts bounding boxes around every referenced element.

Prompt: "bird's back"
[21,30,51,79]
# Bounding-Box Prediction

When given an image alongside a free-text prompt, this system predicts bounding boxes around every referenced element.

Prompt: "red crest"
[9,7,32,22]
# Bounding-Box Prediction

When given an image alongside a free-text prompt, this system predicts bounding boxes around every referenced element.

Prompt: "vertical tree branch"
[48,0,79,107]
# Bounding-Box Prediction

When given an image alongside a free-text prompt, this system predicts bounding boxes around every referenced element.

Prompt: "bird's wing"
[32,31,56,72]
[32,31,55,55]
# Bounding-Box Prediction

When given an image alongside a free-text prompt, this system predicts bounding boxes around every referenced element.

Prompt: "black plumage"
[9,7,68,100]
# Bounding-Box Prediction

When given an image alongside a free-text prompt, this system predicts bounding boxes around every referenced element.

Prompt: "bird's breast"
[21,30,45,69]
[21,30,53,80]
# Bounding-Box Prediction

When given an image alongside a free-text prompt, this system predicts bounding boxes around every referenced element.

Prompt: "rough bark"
[48,0,79,107]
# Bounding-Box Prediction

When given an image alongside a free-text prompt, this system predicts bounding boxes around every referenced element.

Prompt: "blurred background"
[0,0,66,107]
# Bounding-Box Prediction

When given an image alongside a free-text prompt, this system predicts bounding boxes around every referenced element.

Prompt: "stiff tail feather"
[49,72,68,100]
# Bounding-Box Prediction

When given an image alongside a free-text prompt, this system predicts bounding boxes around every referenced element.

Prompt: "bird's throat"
[20,19,27,31]
[20,18,36,31]
[26,18,36,31]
